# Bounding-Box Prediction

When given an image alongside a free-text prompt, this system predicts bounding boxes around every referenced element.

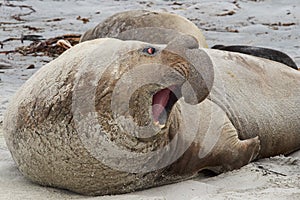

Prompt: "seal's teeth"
[159,124,166,129]
[153,121,166,129]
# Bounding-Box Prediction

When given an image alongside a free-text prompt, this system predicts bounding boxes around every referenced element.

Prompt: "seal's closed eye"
[143,47,156,55]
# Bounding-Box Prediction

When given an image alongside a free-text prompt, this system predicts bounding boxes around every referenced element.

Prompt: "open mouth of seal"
[152,85,181,126]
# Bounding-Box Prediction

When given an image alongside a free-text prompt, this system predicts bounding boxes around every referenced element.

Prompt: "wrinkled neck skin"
[160,100,218,177]
[94,75,201,181]
[94,82,169,156]
[160,102,204,179]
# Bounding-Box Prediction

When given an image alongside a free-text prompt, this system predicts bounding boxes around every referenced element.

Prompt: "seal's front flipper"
[176,101,261,175]
[206,120,261,173]
[212,45,298,70]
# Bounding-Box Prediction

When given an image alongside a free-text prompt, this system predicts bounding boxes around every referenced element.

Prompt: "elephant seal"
[212,45,298,70]
[3,35,300,196]
[80,10,208,47]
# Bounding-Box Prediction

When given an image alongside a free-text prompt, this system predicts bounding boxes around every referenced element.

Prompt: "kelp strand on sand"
[0,34,81,57]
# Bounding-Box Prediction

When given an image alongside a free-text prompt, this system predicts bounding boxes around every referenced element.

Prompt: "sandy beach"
[0,0,299,199]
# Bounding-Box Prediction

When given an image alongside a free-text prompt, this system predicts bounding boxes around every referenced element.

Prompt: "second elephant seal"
[80,10,208,47]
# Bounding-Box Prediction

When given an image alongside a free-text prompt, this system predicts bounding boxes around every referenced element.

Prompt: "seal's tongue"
[152,88,171,123]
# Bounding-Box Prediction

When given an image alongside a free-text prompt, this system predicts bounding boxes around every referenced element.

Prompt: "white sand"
[1,127,300,199]
[0,0,299,199]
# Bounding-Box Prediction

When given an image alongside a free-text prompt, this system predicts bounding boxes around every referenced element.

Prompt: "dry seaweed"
[0,34,81,57]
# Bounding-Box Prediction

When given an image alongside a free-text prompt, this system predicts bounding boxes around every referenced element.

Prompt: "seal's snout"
[164,34,199,54]
[162,35,214,105]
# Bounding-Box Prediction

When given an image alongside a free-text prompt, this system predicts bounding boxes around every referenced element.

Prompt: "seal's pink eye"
[147,48,154,54]
[143,47,156,55]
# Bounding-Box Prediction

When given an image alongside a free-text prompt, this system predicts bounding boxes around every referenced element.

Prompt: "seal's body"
[4,37,300,195]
